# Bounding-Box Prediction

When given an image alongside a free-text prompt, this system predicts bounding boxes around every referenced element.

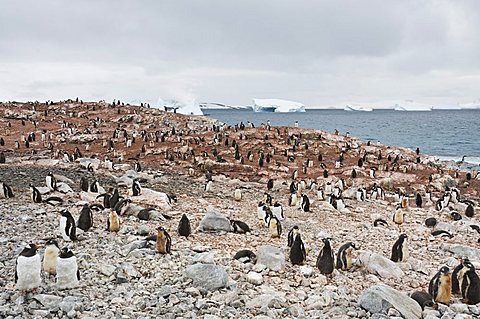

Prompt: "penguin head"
[45,238,59,248]
[463,259,475,271]
[439,266,450,274]
[20,243,39,257]
[59,247,74,258]
[399,233,408,241]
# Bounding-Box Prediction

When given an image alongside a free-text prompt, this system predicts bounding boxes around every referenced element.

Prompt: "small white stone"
[300,266,314,277]
[247,271,263,285]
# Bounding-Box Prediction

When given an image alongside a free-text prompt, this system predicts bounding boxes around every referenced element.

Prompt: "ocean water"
[206,109,480,164]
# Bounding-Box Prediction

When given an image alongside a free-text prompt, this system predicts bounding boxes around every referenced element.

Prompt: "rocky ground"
[0,100,479,319]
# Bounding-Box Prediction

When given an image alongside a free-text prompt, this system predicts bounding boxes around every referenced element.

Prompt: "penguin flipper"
[77,270,81,281]
[106,218,110,231]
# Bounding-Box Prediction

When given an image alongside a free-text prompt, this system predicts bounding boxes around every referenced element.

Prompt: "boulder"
[256,246,285,272]
[198,211,232,232]
[185,264,228,291]
[442,244,480,260]
[356,251,404,279]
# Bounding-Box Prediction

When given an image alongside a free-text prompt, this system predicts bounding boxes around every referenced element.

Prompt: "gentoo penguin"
[289,193,298,207]
[336,242,356,271]
[231,219,251,234]
[77,203,93,232]
[0,151,5,164]
[178,214,191,237]
[263,192,273,206]
[106,210,120,232]
[410,291,435,310]
[56,247,80,290]
[460,260,480,304]
[89,180,100,193]
[316,238,334,276]
[267,179,274,191]
[271,202,284,220]
[330,195,345,211]
[391,234,408,262]
[465,204,474,218]
[156,226,172,254]
[425,217,438,228]
[373,218,388,227]
[300,194,310,212]
[289,181,298,194]
[415,193,422,208]
[114,198,132,215]
[369,168,376,178]
[351,168,357,178]
[30,184,42,203]
[234,250,257,264]
[431,230,454,239]
[204,180,213,192]
[59,210,76,241]
[134,161,142,172]
[137,207,155,221]
[356,188,365,202]
[1,182,14,198]
[317,189,325,201]
[80,177,89,192]
[452,258,469,295]
[109,188,121,208]
[289,234,307,265]
[42,239,60,277]
[287,226,300,247]
[234,188,242,201]
[429,266,452,304]
[15,243,41,291]
[323,169,328,178]
[45,172,57,191]
[393,205,406,229]
[132,179,142,196]
[268,215,282,238]
[257,202,267,220]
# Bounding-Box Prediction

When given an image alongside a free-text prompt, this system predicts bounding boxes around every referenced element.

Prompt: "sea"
[206,109,480,170]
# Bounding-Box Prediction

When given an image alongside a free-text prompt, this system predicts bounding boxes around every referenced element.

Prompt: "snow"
[459,101,480,109]
[394,101,432,111]
[432,104,462,110]
[253,98,306,113]
[344,104,373,112]
[156,98,203,116]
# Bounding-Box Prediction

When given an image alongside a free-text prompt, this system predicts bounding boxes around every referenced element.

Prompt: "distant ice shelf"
[344,104,373,112]
[253,98,306,113]
[394,101,433,111]
[156,98,203,116]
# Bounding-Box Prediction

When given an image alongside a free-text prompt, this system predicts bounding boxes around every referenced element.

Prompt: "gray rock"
[356,251,404,279]
[136,225,150,236]
[98,264,117,277]
[288,305,305,318]
[185,264,228,291]
[246,272,263,285]
[198,211,232,232]
[59,296,81,313]
[246,293,286,309]
[358,284,422,319]
[442,244,480,260]
[256,246,285,272]
[450,303,469,314]
[33,295,63,309]
[122,240,148,256]
[192,252,215,264]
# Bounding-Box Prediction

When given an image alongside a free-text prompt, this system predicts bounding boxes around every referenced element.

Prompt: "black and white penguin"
[425,217,438,228]
[134,161,142,172]
[204,180,213,192]
[351,168,357,178]
[45,172,57,191]
[336,242,356,271]
[56,247,80,290]
[465,204,474,218]
[317,188,325,201]
[77,203,93,232]
[257,202,267,220]
[42,238,60,277]
[1,182,14,198]
[316,238,334,276]
[178,214,192,237]
[289,192,298,207]
[132,179,142,196]
[289,234,307,265]
[356,188,365,202]
[452,258,470,295]
[0,151,5,164]
[410,291,435,310]
[15,243,41,291]
[287,226,301,247]
[271,202,284,220]
[289,181,298,194]
[431,230,454,239]
[415,193,423,208]
[268,215,282,238]
[391,233,408,262]
[450,211,462,221]
[263,192,273,206]
[89,180,100,193]
[330,195,345,211]
[460,260,480,304]
[106,210,120,232]
[267,179,274,191]
[156,226,172,254]
[109,188,121,208]
[369,168,376,178]
[373,218,388,227]
[300,194,310,212]
[30,184,42,203]
[231,219,251,234]
[429,266,452,304]
[234,250,257,264]
[80,177,89,192]
[114,198,132,215]
[59,210,76,241]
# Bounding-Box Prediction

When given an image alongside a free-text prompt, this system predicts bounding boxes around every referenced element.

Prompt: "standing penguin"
[267,179,274,191]
[1,182,14,198]
[234,188,242,201]
[15,243,41,291]
[289,234,307,265]
[45,172,57,191]
[56,247,80,290]
[465,204,474,218]
[42,239,60,277]
[0,151,5,164]
[316,238,335,276]
[336,242,356,271]
[393,205,406,231]
[106,210,120,232]
[391,234,408,262]
[204,180,213,192]
[30,184,42,203]
[289,193,298,207]
[132,179,142,196]
[429,266,452,304]
[268,215,282,238]
[77,204,93,232]
[300,194,310,212]
[415,193,423,208]
[271,202,284,220]
[59,210,76,241]
[287,226,301,247]
[460,261,480,304]
[178,214,192,238]
[79,177,89,192]
[156,226,172,254]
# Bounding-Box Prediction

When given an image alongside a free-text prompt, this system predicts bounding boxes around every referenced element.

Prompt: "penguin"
[289,234,307,265]
[425,217,437,228]
[452,258,472,295]
[431,230,454,239]
[204,180,213,192]
[132,179,142,196]
[289,181,298,194]
[300,194,310,212]
[450,211,462,221]
[289,193,298,207]
[234,250,257,263]
[56,247,80,290]
[42,239,60,277]
[336,242,356,271]
[391,233,408,262]
[316,238,335,276]
[369,168,376,178]
[317,189,325,201]
[30,184,42,203]
[373,218,388,227]
[137,207,155,221]
[156,226,172,254]
[114,198,132,215]
[234,188,242,201]
[231,220,251,234]
[106,210,120,232]
[109,188,121,208]
[1,182,14,198]
[410,291,435,310]
[77,203,93,232]
[415,193,422,208]
[0,151,5,164]
[178,214,191,238]
[89,180,100,193]
[268,215,282,238]
[134,162,142,172]
[263,192,273,206]
[356,189,365,202]
[351,168,357,178]
[80,177,89,192]
[287,225,301,247]
[257,202,267,220]
[15,243,41,291]
[45,172,57,191]
[429,266,452,304]
[465,204,474,218]
[267,179,274,191]
[460,261,480,304]
[59,210,76,241]
[324,182,332,195]
[393,206,406,228]
[271,202,284,220]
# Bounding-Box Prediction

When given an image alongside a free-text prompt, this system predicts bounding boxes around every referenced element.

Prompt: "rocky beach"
[0,100,479,319]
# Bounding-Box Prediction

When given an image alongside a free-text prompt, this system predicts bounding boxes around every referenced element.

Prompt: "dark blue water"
[206,109,480,160]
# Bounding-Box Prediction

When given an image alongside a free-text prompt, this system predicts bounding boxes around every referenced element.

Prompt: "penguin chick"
[106,210,120,232]
[178,214,192,237]
[156,227,172,254]
[42,239,60,277]
[56,247,80,290]
[429,266,452,305]
[268,215,282,238]
[15,243,41,291]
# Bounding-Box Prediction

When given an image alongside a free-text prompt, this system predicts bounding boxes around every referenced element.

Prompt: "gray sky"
[1,0,479,107]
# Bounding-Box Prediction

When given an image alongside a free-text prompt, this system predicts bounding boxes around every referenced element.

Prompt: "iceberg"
[459,101,480,109]
[394,101,432,112]
[432,104,462,110]
[253,98,306,113]
[344,104,373,112]
[156,98,203,116]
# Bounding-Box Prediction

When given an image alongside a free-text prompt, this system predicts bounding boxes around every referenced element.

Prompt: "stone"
[246,293,286,309]
[136,225,150,236]
[247,271,263,285]
[33,294,63,309]
[256,246,285,272]
[300,265,314,277]
[98,264,117,276]
[288,305,306,318]
[192,252,215,264]
[450,304,469,314]
[358,284,422,319]
[356,251,404,279]
[198,211,232,232]
[185,264,229,291]
[442,244,480,260]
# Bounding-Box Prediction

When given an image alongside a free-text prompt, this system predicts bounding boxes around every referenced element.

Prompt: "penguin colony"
[1,100,480,312]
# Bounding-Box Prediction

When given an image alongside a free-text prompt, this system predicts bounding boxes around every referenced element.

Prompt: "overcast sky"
[1,0,479,107]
